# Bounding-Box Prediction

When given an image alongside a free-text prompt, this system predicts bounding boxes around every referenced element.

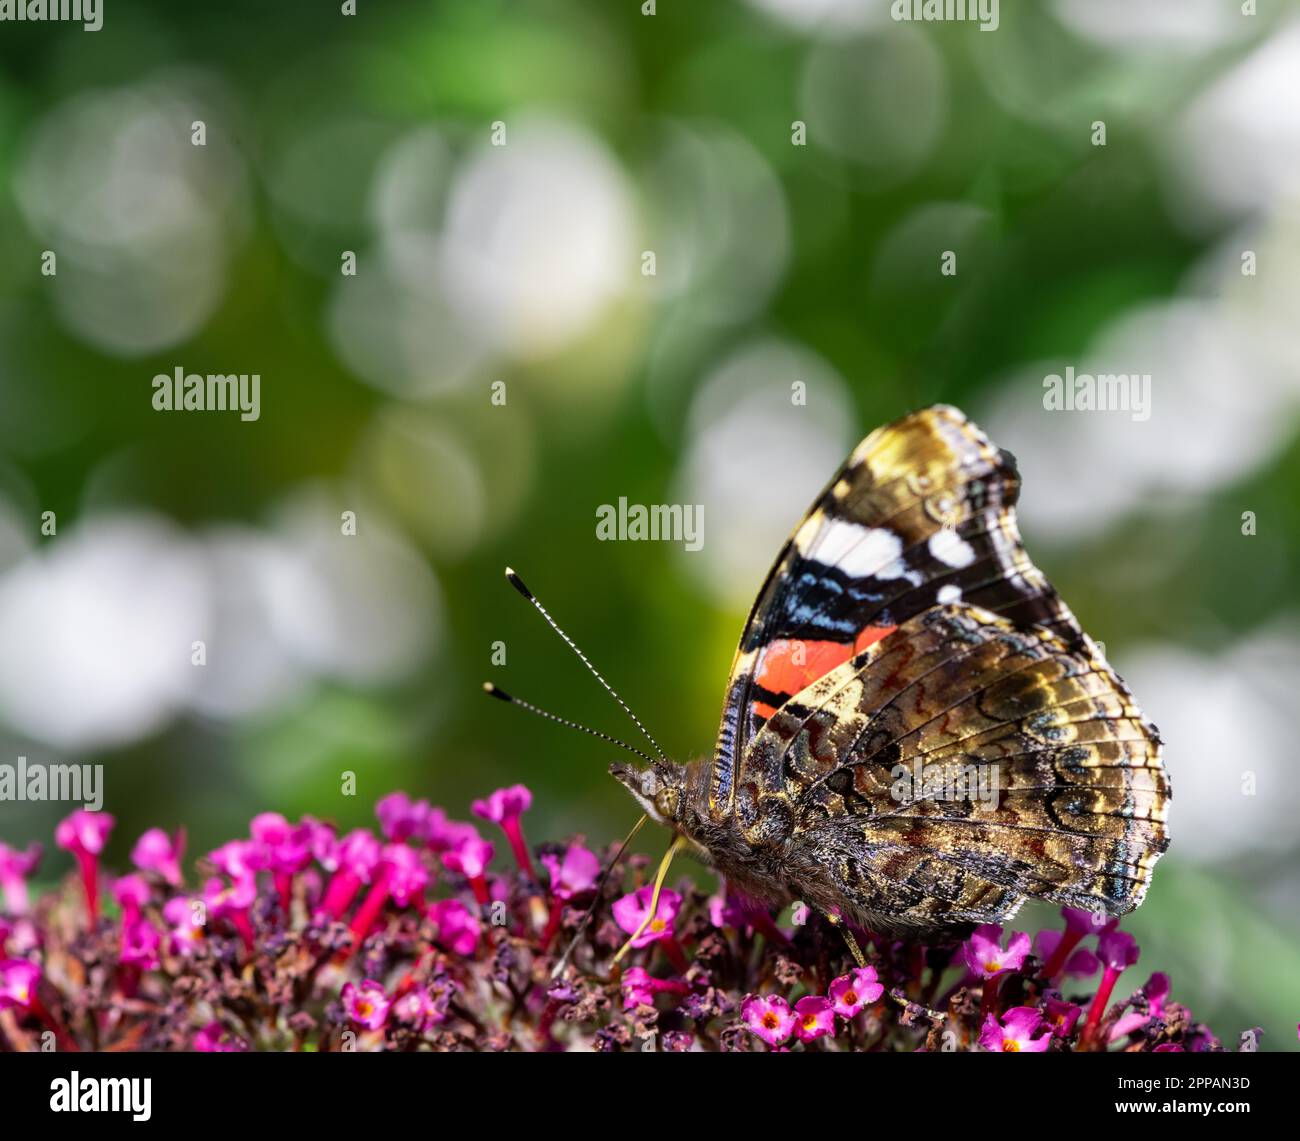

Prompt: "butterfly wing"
[746,604,1168,929]
[709,404,1083,817]
[706,405,1168,928]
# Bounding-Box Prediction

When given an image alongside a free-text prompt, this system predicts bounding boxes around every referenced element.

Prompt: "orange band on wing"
[753,625,899,713]
[755,639,854,699]
[854,623,898,654]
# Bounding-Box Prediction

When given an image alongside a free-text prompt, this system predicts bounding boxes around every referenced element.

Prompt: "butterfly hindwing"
[742,604,1167,927]
[705,405,1169,930]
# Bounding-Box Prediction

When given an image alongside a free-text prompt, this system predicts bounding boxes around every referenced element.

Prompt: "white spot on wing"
[812,521,904,578]
[928,529,976,569]
[937,583,962,604]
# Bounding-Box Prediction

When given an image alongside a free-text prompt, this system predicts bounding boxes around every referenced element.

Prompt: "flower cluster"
[741,966,885,1048]
[0,791,1246,1051]
[730,908,1235,1053]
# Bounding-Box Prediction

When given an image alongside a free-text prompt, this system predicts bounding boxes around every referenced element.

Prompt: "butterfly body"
[613,406,1170,939]
[612,758,800,916]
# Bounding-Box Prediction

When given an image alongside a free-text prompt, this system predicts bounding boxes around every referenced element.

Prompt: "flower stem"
[1081,967,1120,1050]
[501,819,536,881]
[74,850,99,926]
[662,936,689,974]
[980,975,1002,1022]
[231,911,256,953]
[349,869,392,951]
[1041,929,1084,980]
[320,870,361,920]
[467,874,490,908]
[540,898,564,950]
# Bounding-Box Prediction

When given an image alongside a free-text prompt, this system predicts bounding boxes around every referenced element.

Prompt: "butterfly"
[605,405,1170,942]
[494,405,1170,951]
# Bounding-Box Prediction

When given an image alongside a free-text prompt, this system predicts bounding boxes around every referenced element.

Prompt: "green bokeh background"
[0,0,1297,1048]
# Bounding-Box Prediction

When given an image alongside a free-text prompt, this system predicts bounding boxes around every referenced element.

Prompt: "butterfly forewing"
[710,405,1087,814]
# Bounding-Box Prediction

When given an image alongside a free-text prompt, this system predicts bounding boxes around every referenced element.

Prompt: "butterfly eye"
[654,788,678,820]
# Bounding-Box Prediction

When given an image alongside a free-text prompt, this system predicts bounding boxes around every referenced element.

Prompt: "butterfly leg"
[821,908,867,968]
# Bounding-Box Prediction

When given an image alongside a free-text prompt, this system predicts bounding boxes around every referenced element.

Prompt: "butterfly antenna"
[550,813,648,979]
[482,683,654,764]
[504,567,667,761]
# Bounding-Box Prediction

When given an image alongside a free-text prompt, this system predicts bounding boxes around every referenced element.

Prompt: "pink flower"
[318,829,382,920]
[1067,947,1100,977]
[202,875,256,920]
[794,995,836,1042]
[112,874,151,923]
[4,917,37,957]
[0,842,41,914]
[1082,929,1141,1047]
[1037,930,1103,979]
[381,844,429,908]
[194,1022,247,1052]
[202,874,257,950]
[427,898,482,956]
[472,785,536,879]
[980,1006,1052,1052]
[120,917,161,970]
[538,846,600,950]
[828,966,884,1018]
[471,784,532,825]
[702,890,791,947]
[1110,971,1171,1042]
[1044,996,1083,1038]
[1097,930,1140,972]
[619,967,690,1011]
[440,833,495,908]
[131,828,184,886]
[376,792,432,843]
[163,897,206,956]
[392,987,440,1029]
[1040,906,1110,979]
[336,830,383,880]
[742,994,797,1047]
[424,811,479,855]
[962,923,1031,979]
[55,809,113,857]
[301,816,338,869]
[0,958,40,1011]
[55,809,114,924]
[392,988,429,1024]
[1062,906,1105,936]
[612,887,682,948]
[208,839,264,880]
[441,835,494,880]
[707,893,745,930]
[539,844,599,901]
[620,966,657,1009]
[347,844,431,950]
[250,813,312,876]
[342,979,391,1030]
